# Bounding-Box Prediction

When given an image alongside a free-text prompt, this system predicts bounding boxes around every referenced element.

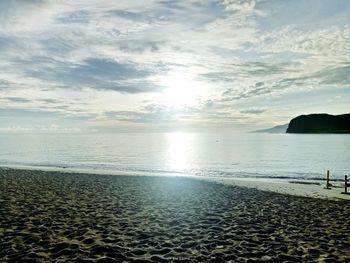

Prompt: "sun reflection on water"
[165,132,193,171]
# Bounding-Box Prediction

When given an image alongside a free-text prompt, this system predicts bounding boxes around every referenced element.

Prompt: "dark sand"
[1,168,349,262]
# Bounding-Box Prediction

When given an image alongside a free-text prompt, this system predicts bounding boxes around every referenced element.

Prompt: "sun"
[158,70,202,107]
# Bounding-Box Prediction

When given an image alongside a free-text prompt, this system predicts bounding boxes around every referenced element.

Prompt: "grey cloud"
[118,40,164,53]
[273,77,308,89]
[255,82,264,87]
[110,10,158,22]
[220,75,309,102]
[25,57,164,93]
[109,6,182,25]
[240,108,266,114]
[0,80,11,89]
[319,65,350,85]
[61,58,150,81]
[241,62,292,75]
[218,69,326,103]
[200,62,298,83]
[0,0,45,13]
[244,61,303,74]
[3,97,31,103]
[221,82,271,101]
[40,105,69,111]
[157,0,186,10]
[40,38,78,55]
[234,86,270,99]
[56,10,90,24]
[0,35,23,55]
[201,72,237,82]
[38,98,60,104]
[112,1,221,28]
[0,36,13,50]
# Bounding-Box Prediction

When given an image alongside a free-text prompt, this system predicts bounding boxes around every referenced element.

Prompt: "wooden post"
[324,170,331,189]
[342,175,350,195]
[345,175,348,194]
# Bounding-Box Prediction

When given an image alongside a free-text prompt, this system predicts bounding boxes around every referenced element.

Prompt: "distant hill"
[253,124,288,133]
[286,113,350,134]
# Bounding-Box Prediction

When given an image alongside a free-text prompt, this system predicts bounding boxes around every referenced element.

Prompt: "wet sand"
[203,177,350,201]
[1,168,350,262]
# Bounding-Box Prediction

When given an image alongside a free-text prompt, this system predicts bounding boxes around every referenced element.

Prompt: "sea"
[0,132,349,183]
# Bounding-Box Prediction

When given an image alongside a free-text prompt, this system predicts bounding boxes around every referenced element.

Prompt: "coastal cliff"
[286,113,350,134]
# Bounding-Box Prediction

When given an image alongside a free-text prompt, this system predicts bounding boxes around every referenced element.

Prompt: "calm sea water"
[0,133,349,181]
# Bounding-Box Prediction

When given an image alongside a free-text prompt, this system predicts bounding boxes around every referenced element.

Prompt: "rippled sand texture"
[1,168,350,262]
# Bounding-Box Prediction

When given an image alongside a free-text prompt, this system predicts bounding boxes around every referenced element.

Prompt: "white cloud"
[222,0,256,13]
[254,26,350,62]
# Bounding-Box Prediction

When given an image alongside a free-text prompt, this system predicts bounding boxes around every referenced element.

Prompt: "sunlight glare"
[159,71,202,107]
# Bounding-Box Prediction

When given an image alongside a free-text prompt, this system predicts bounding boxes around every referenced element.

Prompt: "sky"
[0,0,349,133]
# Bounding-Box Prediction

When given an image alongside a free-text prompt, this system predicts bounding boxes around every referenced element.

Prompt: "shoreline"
[1,165,350,201]
[201,177,350,201]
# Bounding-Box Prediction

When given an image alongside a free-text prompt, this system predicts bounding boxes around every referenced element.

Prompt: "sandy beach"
[1,168,350,262]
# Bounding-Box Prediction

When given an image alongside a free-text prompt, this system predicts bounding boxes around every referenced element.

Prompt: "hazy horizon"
[1,0,349,133]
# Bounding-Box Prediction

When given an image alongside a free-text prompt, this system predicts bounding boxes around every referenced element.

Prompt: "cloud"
[318,64,350,85]
[0,124,82,133]
[103,100,253,127]
[240,107,267,114]
[110,10,158,22]
[56,10,90,24]
[38,98,60,104]
[2,97,31,103]
[252,25,350,63]
[118,40,164,53]
[0,108,61,119]
[221,84,272,101]
[25,57,164,93]
[105,104,180,124]
[0,36,13,50]
[0,0,46,19]
[0,80,10,89]
[200,61,298,83]
[221,0,256,14]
